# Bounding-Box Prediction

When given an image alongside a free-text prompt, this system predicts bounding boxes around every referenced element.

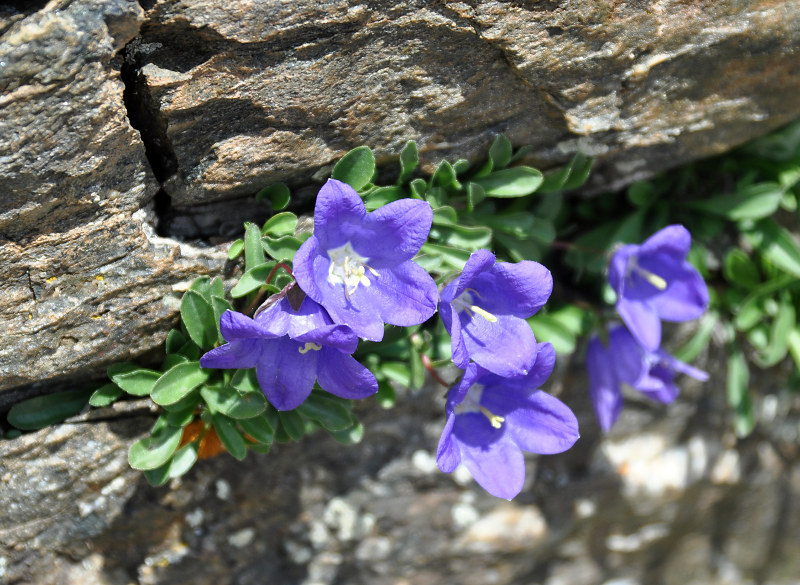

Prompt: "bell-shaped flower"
[293,179,439,342]
[586,324,708,431]
[436,343,579,500]
[608,224,708,350]
[200,285,377,411]
[439,249,552,377]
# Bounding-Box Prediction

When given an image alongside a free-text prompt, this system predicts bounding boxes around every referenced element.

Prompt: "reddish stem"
[421,353,449,389]
[266,262,294,283]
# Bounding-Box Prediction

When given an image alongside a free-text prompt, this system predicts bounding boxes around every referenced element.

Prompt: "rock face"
[1,350,798,585]
[135,0,800,206]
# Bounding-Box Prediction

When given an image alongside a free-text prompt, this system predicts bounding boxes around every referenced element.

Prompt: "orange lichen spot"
[90,315,102,320]
[46,276,56,283]
[95,275,104,281]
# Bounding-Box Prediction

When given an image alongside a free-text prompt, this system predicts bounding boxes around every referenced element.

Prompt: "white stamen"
[327,242,378,297]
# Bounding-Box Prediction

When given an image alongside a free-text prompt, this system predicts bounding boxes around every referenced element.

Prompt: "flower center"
[326,242,379,298]
[627,257,667,291]
[453,384,505,429]
[451,289,497,322]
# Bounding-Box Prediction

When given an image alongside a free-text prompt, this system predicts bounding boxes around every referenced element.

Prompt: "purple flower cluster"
[437,250,579,499]
[589,225,709,430]
[201,178,579,499]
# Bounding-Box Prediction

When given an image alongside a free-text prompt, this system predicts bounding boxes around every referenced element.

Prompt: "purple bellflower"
[293,179,439,342]
[608,224,708,351]
[439,249,553,377]
[436,343,579,500]
[200,285,377,411]
[586,324,708,431]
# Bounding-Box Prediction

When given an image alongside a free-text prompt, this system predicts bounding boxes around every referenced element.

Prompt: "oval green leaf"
[181,289,217,350]
[7,389,92,431]
[212,413,247,460]
[201,385,267,419]
[262,211,298,236]
[128,423,183,470]
[474,166,544,197]
[331,146,376,191]
[150,362,210,406]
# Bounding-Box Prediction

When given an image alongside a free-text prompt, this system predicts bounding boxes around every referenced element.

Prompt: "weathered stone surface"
[0,0,227,391]
[1,347,798,585]
[135,0,800,205]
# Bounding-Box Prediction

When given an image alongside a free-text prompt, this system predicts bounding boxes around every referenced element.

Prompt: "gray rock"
[134,0,800,205]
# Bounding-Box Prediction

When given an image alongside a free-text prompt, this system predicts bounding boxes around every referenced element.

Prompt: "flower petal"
[294,324,359,354]
[255,338,317,411]
[441,301,470,369]
[219,310,273,340]
[316,350,378,399]
[461,313,537,377]
[454,413,525,500]
[607,325,648,385]
[616,297,661,351]
[440,249,496,302]
[313,179,367,250]
[436,412,461,473]
[474,260,553,317]
[648,269,709,322]
[365,260,439,329]
[200,339,261,370]
[586,336,623,432]
[503,391,580,455]
[255,290,333,338]
[640,224,691,258]
[526,342,556,388]
[608,245,635,297]
[293,237,326,304]
[355,198,433,264]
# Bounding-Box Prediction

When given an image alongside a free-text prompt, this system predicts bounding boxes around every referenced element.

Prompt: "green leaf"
[431,206,458,226]
[168,443,199,479]
[277,410,306,441]
[177,340,201,361]
[409,178,427,199]
[238,413,275,445]
[726,348,754,437]
[723,249,761,289]
[494,232,544,263]
[150,362,210,406]
[409,347,425,390]
[143,462,172,487]
[746,219,800,278]
[189,276,213,301]
[227,238,245,260]
[375,380,396,408]
[244,222,266,271]
[128,421,183,470]
[528,315,576,355]
[539,152,591,192]
[262,212,298,237]
[211,413,247,460]
[7,389,92,430]
[689,182,784,221]
[488,134,512,169]
[230,262,277,298]
[89,382,124,407]
[417,243,471,272]
[365,186,405,211]
[329,420,364,445]
[297,393,353,431]
[165,329,187,354]
[381,362,411,387]
[627,181,656,207]
[431,160,460,190]
[163,354,190,371]
[482,212,534,237]
[430,224,493,251]
[230,368,260,393]
[332,146,376,191]
[398,140,419,185]
[108,364,162,397]
[201,385,267,419]
[165,406,196,427]
[262,235,302,262]
[473,167,543,197]
[754,294,795,367]
[211,296,233,344]
[787,326,800,371]
[564,210,644,276]
[466,182,486,211]
[255,183,291,210]
[673,311,719,362]
[181,289,217,350]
